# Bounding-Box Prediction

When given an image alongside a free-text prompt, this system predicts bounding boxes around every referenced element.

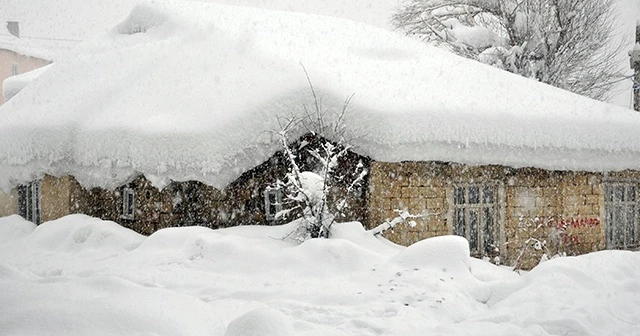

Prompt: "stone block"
[423,187,444,198]
[408,198,426,211]
[426,197,446,211]
[402,186,423,199]
[584,194,601,205]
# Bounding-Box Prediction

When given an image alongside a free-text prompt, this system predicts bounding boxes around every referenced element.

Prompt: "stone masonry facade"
[3,158,640,270]
[365,161,632,269]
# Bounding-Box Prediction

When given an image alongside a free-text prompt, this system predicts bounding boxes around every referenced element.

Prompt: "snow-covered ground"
[1,214,639,335]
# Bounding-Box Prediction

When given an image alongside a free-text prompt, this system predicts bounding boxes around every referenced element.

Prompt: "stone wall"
[0,189,17,217]
[0,175,78,222]
[41,175,75,222]
[366,161,609,269]
[366,161,450,244]
[222,134,371,227]
[503,170,604,269]
[78,176,225,235]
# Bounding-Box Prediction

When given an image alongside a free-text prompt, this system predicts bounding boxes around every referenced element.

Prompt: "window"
[122,188,135,220]
[18,181,41,224]
[11,64,19,76]
[605,182,639,249]
[264,186,282,220]
[453,184,499,255]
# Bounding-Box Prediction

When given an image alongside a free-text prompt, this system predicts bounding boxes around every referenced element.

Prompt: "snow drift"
[0,0,639,191]
[0,214,639,335]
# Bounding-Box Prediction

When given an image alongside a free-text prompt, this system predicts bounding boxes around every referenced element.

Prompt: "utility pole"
[631,22,640,111]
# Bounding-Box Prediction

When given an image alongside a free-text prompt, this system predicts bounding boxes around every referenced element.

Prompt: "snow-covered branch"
[392,0,626,101]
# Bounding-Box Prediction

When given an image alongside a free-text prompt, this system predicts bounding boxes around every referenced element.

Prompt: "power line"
[0,33,82,42]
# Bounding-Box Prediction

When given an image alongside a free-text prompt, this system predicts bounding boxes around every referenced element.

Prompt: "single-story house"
[1,1,639,268]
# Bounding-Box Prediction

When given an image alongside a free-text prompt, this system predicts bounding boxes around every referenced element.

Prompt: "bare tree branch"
[392,0,627,101]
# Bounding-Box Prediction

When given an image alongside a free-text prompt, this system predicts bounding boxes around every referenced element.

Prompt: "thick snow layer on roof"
[0,0,639,191]
[2,64,52,101]
[0,27,77,61]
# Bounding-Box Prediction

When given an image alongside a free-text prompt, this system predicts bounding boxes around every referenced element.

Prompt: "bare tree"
[274,67,367,240]
[392,0,627,101]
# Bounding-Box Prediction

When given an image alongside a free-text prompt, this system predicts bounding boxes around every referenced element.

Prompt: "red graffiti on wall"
[558,218,600,229]
[554,217,599,246]
[520,216,600,247]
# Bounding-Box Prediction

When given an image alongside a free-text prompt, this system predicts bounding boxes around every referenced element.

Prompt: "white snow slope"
[0,214,639,335]
[0,0,639,191]
[2,64,53,101]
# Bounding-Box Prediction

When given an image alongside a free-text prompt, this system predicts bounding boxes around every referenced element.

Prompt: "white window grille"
[11,64,19,76]
[453,184,499,255]
[605,182,639,249]
[264,186,282,220]
[18,180,41,224]
[122,188,135,220]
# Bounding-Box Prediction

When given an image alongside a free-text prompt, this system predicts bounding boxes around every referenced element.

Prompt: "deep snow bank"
[1,214,639,335]
[0,215,36,243]
[29,214,144,253]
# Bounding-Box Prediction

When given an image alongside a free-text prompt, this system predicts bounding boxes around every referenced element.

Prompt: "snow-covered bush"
[513,215,569,270]
[275,69,367,240]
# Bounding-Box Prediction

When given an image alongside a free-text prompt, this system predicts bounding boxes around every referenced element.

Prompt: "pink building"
[0,22,76,104]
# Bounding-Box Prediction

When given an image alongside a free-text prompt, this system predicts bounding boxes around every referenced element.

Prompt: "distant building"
[0,21,76,104]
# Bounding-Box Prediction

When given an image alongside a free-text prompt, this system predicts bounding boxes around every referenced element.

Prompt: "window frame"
[121,187,135,220]
[604,180,639,250]
[10,63,19,76]
[264,186,283,221]
[451,182,500,256]
[18,180,41,224]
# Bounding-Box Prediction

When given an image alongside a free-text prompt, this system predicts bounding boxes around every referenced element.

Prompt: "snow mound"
[134,222,381,276]
[134,226,269,268]
[115,1,171,35]
[0,275,224,336]
[0,262,35,281]
[391,235,471,271]
[0,215,37,243]
[288,237,381,275]
[225,307,294,336]
[332,221,403,256]
[135,225,218,252]
[1,214,640,335]
[30,214,144,252]
[482,251,640,336]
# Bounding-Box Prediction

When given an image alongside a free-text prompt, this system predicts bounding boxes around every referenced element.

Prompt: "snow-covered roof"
[0,0,639,191]
[0,27,77,61]
[2,64,53,101]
